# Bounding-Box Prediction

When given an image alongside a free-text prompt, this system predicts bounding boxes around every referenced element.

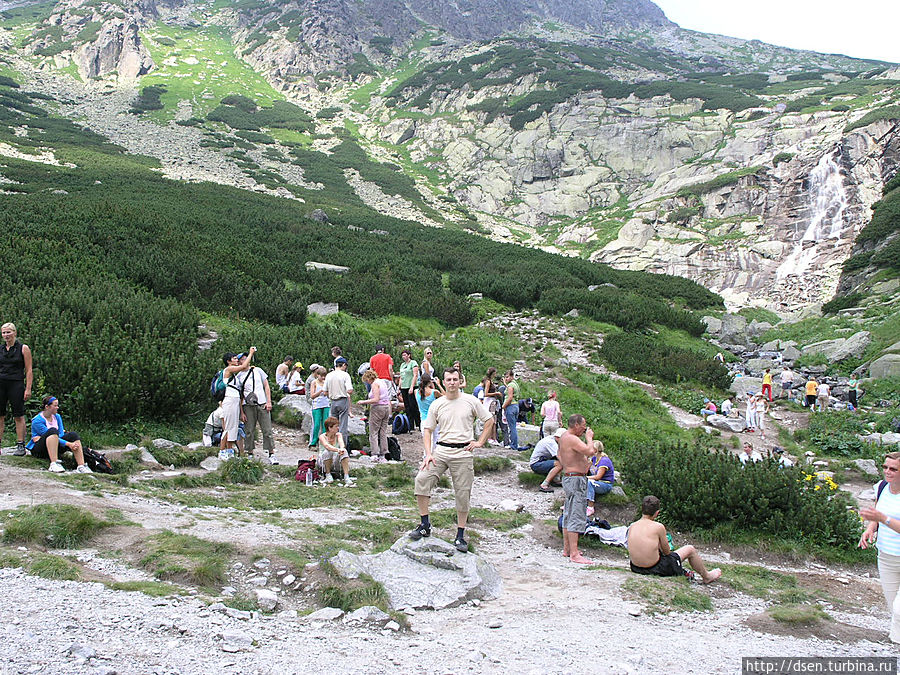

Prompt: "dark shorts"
[630,552,683,577]
[31,429,80,459]
[806,394,816,407]
[0,379,25,417]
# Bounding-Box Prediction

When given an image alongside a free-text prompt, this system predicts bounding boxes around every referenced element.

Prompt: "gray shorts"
[562,475,588,534]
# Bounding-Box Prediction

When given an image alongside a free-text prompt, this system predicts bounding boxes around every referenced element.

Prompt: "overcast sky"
[652,0,900,64]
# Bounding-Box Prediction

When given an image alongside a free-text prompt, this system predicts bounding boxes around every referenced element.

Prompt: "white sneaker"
[344,477,355,487]
[75,464,93,474]
[270,455,279,465]
[48,461,65,473]
[325,473,334,484]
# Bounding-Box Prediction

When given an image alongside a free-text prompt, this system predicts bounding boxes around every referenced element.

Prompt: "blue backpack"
[210,370,234,402]
[392,413,410,435]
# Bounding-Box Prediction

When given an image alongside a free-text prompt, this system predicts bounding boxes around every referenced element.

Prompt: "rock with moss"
[331,536,502,610]
[273,394,312,431]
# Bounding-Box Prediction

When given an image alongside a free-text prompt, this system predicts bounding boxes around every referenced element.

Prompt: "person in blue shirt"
[26,395,92,473]
[586,441,615,517]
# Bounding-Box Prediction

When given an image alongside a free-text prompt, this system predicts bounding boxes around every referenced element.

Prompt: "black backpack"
[387,436,402,462]
[83,447,113,474]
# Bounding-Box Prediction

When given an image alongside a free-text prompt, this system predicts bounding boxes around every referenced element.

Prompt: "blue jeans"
[530,459,556,475]
[587,480,613,501]
[505,404,519,449]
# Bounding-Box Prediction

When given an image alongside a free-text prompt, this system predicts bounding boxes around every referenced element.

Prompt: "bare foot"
[702,568,722,584]
[569,553,593,564]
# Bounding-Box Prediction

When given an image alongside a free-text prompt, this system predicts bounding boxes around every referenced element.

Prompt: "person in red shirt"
[369,345,395,381]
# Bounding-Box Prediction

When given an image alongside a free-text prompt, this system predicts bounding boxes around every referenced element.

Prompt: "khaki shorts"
[414,450,474,514]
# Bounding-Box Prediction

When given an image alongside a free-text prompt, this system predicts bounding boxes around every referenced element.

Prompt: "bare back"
[557,432,591,473]
[627,517,668,567]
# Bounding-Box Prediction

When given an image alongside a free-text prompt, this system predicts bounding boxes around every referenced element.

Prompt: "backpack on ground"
[83,447,113,474]
[387,436,402,462]
[295,459,319,483]
[392,413,410,435]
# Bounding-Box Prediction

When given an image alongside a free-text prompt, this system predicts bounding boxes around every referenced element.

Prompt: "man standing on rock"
[409,367,494,553]
[628,495,721,584]
[557,414,596,564]
[325,357,354,447]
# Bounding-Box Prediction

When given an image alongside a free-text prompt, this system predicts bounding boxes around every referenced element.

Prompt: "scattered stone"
[282,574,296,586]
[626,604,642,617]
[151,438,177,449]
[224,608,251,621]
[307,302,339,316]
[250,575,268,587]
[385,621,401,631]
[219,631,254,653]
[496,499,524,513]
[67,644,97,661]
[467,293,483,300]
[308,209,329,223]
[199,456,222,471]
[488,619,503,629]
[252,589,279,612]
[306,607,344,622]
[253,558,270,569]
[331,537,502,610]
[346,606,390,623]
[707,414,748,433]
[853,459,879,476]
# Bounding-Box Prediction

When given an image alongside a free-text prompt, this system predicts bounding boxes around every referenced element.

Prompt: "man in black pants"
[0,323,33,456]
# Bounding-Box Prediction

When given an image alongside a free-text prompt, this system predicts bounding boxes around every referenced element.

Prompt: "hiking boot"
[12,442,26,456]
[408,522,431,540]
[48,461,65,473]
[453,536,469,553]
[75,464,93,474]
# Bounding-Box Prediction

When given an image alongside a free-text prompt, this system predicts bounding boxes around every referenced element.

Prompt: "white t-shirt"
[236,367,270,406]
[325,369,353,399]
[817,383,830,397]
[738,450,763,464]
[721,399,733,416]
[288,370,305,391]
[876,483,900,557]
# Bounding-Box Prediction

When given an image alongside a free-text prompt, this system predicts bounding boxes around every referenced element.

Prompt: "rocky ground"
[0,409,896,675]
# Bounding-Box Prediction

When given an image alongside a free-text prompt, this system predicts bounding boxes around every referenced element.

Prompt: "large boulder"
[802,332,870,363]
[307,302,339,316]
[745,358,779,376]
[516,424,541,447]
[869,354,900,380]
[707,414,747,433]
[747,320,773,338]
[782,345,802,362]
[720,314,748,343]
[729,376,763,399]
[702,316,722,335]
[273,394,312,432]
[305,261,349,274]
[330,536,502,610]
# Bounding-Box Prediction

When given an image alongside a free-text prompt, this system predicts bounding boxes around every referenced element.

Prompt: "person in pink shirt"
[540,391,561,437]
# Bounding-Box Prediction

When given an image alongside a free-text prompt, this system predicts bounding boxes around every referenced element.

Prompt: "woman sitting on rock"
[27,395,92,473]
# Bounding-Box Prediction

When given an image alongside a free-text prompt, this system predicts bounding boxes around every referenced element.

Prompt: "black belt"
[436,441,470,449]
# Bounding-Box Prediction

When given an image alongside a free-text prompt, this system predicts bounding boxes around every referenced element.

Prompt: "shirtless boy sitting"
[557,414,596,564]
[627,495,721,584]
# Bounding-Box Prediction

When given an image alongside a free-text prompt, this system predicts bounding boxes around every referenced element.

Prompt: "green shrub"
[821,293,864,314]
[149,445,212,468]
[845,105,900,133]
[807,411,867,456]
[620,442,862,549]
[130,86,166,115]
[676,167,763,198]
[29,553,80,580]
[773,152,794,167]
[219,456,264,484]
[599,333,733,390]
[667,206,700,223]
[2,504,111,548]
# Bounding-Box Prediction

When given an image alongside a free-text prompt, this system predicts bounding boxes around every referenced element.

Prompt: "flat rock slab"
[331,536,502,610]
[708,414,748,433]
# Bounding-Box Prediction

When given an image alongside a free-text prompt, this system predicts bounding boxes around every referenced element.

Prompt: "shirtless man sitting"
[627,495,721,584]
[557,414,596,564]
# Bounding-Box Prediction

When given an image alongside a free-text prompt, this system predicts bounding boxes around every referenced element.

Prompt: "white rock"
[252,589,279,612]
[385,621,401,631]
[346,606,390,623]
[306,607,344,621]
[282,574,296,586]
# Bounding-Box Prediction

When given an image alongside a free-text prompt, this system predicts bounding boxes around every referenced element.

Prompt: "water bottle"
[305,469,313,487]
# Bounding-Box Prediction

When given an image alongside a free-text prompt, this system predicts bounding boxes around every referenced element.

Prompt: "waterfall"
[776,149,849,279]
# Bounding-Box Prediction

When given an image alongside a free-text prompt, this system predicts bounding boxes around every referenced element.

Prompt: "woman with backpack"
[220,348,255,456]
[398,349,421,431]
[27,395,92,473]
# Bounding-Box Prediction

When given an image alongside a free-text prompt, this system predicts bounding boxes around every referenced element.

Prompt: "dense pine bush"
[599,333,732,389]
[620,442,862,549]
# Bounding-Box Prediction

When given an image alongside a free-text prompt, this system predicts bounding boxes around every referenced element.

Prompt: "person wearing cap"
[275,356,293,393]
[529,428,565,492]
[699,398,717,420]
[27,395,92,473]
[236,353,275,463]
[369,345,394,382]
[325,357,354,446]
[286,362,305,394]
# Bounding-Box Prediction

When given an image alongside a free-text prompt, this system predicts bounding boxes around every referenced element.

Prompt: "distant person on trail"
[754,394,770,439]
[628,495,721,583]
[502,370,521,450]
[738,441,763,465]
[557,414,596,564]
[275,355,293,393]
[540,390,561,438]
[817,381,831,412]
[409,367,494,553]
[761,369,774,402]
[0,322,33,456]
[745,393,758,432]
[805,377,818,409]
[359,369,391,462]
[236,354,275,463]
[27,395,92,474]
[421,347,436,380]
[398,349,421,431]
[529,428,565,493]
[325,357,354,447]
[221,348,256,456]
[780,366,794,401]
[452,361,467,390]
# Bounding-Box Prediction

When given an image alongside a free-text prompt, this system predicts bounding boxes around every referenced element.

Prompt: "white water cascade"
[776,149,850,279]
